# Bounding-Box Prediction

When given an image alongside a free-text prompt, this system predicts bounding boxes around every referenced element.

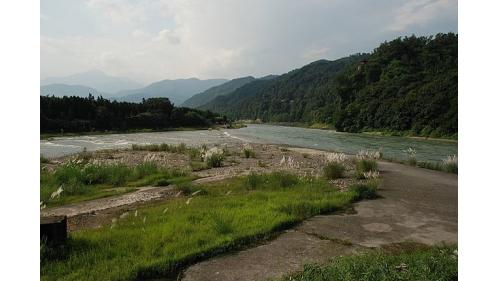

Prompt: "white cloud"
[388,0,457,31]
[41,0,458,83]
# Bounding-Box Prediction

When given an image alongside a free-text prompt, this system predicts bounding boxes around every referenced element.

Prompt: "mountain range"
[115,78,227,105]
[40,71,228,105]
[40,33,457,137]
[41,70,142,94]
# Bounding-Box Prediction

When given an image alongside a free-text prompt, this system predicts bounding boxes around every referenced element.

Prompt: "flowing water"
[41,124,457,162]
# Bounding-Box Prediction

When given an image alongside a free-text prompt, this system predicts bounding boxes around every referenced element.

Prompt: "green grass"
[41,172,367,281]
[40,162,192,207]
[323,162,345,179]
[205,152,224,167]
[348,180,379,201]
[285,245,458,281]
[355,159,378,179]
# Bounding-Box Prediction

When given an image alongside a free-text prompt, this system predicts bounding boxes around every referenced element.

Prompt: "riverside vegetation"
[40,144,458,280]
[285,245,458,281]
[41,144,385,281]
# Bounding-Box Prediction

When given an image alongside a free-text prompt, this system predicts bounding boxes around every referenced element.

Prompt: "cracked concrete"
[181,160,457,281]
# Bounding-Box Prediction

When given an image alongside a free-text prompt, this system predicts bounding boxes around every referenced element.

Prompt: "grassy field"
[41,172,375,281]
[285,245,458,281]
[40,160,194,208]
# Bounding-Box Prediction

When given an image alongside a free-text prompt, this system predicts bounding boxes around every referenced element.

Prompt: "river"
[40,124,457,162]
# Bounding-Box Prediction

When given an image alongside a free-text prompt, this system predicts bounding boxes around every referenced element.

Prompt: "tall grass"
[442,155,458,173]
[404,147,417,166]
[41,162,191,207]
[349,180,379,201]
[41,155,50,164]
[203,147,225,168]
[132,143,188,153]
[355,159,378,179]
[241,144,256,158]
[323,162,345,179]
[286,245,458,281]
[41,172,369,281]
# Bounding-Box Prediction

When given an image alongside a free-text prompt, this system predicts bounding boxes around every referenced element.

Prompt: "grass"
[323,162,345,179]
[40,161,192,207]
[242,147,257,158]
[285,245,457,281]
[348,180,379,201]
[131,143,188,153]
[41,172,369,281]
[205,148,225,168]
[355,159,378,179]
[41,155,50,164]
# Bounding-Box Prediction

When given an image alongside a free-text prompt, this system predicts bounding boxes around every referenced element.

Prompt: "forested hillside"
[182,76,255,108]
[41,95,225,133]
[202,33,458,138]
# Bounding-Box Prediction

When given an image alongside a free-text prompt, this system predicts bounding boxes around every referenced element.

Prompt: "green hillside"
[202,33,457,138]
[181,76,255,108]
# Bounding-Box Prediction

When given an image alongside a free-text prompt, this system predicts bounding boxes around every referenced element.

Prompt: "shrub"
[323,162,345,179]
[349,181,379,200]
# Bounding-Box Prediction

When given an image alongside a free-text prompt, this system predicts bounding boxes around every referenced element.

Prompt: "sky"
[41,0,458,84]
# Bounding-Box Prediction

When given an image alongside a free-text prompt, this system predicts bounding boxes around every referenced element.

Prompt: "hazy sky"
[41,0,458,84]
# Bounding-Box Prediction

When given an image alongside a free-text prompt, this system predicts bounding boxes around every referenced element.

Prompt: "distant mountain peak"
[41,70,143,94]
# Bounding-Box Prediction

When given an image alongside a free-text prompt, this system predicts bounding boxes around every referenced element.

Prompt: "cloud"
[153,29,180,44]
[41,0,458,83]
[388,0,457,31]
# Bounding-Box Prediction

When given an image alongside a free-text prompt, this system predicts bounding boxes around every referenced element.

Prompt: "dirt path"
[181,161,458,281]
[41,186,177,231]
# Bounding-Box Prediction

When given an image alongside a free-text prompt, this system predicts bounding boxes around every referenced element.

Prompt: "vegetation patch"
[132,143,188,153]
[41,172,372,281]
[323,162,345,179]
[349,180,379,201]
[285,245,457,281]
[242,146,257,158]
[355,159,378,179]
[40,161,191,207]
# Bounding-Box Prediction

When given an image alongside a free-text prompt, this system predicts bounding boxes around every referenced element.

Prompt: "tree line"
[41,95,226,133]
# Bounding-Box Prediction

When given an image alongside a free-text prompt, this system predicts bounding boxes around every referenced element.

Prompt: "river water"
[41,124,457,162]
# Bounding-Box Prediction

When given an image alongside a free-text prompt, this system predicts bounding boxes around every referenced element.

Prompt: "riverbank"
[41,126,220,140]
[41,143,378,280]
[242,121,458,141]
